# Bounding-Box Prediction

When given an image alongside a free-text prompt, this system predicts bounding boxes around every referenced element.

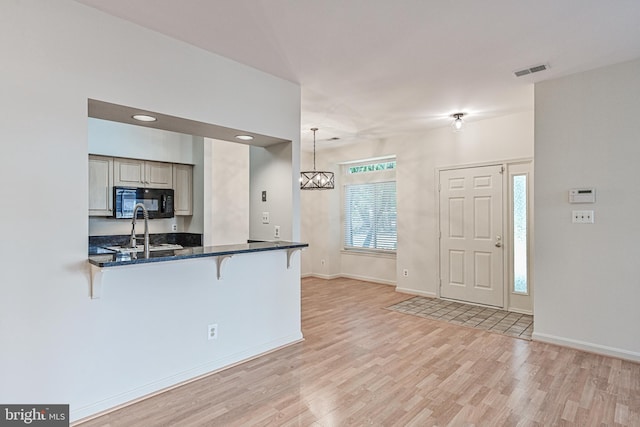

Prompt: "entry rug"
[387,296,533,340]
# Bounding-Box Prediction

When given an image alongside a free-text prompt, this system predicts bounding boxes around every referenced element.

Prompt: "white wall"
[300,153,343,278]
[0,0,301,421]
[208,138,250,245]
[301,110,534,293]
[184,137,205,236]
[534,58,640,361]
[88,117,196,164]
[250,142,294,241]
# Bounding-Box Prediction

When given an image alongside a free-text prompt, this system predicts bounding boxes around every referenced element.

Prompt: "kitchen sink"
[104,243,183,253]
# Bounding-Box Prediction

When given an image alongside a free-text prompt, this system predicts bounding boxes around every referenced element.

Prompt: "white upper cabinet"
[145,161,173,189]
[114,158,173,189]
[113,158,143,187]
[173,163,193,216]
[90,156,192,217]
[89,155,113,216]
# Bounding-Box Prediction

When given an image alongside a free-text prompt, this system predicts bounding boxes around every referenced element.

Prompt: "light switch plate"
[262,212,269,224]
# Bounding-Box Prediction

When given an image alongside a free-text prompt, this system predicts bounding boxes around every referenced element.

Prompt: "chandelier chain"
[311,127,318,170]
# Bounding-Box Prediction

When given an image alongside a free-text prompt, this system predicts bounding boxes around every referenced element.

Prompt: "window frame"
[511,173,529,295]
[341,158,397,256]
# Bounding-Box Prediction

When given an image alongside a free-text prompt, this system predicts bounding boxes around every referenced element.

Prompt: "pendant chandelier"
[300,127,334,190]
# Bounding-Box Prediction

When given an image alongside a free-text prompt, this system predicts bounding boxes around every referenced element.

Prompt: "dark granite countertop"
[89,233,203,255]
[88,241,309,268]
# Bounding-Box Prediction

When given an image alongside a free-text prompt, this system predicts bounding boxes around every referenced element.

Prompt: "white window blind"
[344,181,397,251]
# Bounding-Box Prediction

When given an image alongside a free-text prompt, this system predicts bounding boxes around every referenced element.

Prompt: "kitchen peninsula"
[82,235,306,419]
[88,240,308,298]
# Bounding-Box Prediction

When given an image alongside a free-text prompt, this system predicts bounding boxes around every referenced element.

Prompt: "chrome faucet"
[129,203,150,258]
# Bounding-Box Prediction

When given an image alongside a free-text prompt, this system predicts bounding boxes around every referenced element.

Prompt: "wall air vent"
[514,63,549,77]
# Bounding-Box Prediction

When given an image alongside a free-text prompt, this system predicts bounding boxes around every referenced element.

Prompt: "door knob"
[495,242,503,247]
[495,235,502,248]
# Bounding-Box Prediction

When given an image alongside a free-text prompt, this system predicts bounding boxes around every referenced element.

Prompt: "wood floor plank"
[76,277,640,426]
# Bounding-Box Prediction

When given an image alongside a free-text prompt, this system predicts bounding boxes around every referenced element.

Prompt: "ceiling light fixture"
[451,113,465,132]
[235,134,254,141]
[132,114,157,122]
[300,128,334,190]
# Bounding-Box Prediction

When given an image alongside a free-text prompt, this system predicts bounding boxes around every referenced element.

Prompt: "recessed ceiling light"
[132,114,157,122]
[235,135,254,141]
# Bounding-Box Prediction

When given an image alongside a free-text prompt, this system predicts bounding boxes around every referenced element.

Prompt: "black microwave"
[113,187,175,219]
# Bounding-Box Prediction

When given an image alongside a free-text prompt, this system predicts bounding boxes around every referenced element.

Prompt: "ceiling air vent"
[514,63,549,77]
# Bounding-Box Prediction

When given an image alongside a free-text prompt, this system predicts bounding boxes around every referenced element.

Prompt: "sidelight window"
[512,174,528,294]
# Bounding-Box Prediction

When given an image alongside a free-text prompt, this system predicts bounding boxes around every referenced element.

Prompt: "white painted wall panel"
[88,118,195,164]
[534,58,640,360]
[250,142,294,241]
[0,0,301,421]
[209,138,250,245]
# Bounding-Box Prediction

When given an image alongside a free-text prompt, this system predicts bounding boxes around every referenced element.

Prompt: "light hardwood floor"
[78,277,640,426]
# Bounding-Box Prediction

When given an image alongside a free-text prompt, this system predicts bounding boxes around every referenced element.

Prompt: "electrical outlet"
[262,212,270,224]
[171,224,177,232]
[207,324,218,340]
[572,210,594,224]
[274,225,280,239]
[403,269,409,277]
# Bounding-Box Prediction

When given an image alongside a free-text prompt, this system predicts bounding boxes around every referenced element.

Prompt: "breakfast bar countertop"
[88,241,309,268]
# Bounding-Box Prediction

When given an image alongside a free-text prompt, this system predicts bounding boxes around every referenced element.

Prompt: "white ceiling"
[74,0,640,148]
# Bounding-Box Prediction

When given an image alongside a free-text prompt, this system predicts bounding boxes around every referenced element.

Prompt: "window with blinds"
[344,180,397,252]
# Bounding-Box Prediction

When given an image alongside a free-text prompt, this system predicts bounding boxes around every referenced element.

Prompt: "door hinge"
[500,166,505,174]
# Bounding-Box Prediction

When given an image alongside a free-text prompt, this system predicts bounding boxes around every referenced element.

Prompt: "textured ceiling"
[74,0,640,148]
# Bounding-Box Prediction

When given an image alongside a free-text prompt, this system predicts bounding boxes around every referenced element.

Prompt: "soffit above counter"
[88,99,290,148]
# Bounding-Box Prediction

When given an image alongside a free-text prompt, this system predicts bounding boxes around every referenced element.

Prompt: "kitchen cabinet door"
[114,158,144,187]
[145,161,173,189]
[89,155,113,216]
[173,163,193,216]
[114,158,173,188]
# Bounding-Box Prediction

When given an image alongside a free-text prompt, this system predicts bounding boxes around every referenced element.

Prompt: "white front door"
[439,165,504,307]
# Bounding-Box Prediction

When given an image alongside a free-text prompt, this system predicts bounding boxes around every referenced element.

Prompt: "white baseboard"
[532,332,640,363]
[70,333,303,423]
[395,287,437,298]
[506,307,533,315]
[302,273,341,280]
[302,273,396,287]
[339,273,396,286]
[302,273,395,286]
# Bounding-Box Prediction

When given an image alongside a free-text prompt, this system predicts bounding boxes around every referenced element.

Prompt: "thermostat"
[569,188,595,204]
